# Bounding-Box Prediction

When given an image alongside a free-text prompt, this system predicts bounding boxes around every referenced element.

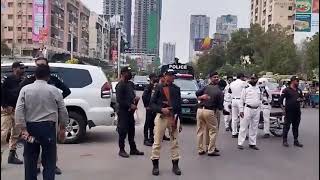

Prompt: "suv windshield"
[174,79,199,91]
[134,76,148,82]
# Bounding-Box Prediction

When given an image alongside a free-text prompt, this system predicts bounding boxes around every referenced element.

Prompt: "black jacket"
[279,87,303,112]
[116,80,136,111]
[1,74,24,108]
[196,84,224,110]
[20,74,71,98]
[142,83,156,108]
[150,83,182,116]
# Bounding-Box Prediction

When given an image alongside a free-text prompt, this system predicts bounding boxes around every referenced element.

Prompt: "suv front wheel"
[59,111,86,144]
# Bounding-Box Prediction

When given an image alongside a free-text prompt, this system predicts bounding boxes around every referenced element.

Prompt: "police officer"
[157,74,171,141]
[20,57,71,174]
[116,67,144,158]
[223,76,234,131]
[196,72,223,156]
[150,69,182,176]
[229,73,247,138]
[259,81,272,138]
[279,76,304,148]
[1,61,25,165]
[142,73,158,146]
[237,74,261,150]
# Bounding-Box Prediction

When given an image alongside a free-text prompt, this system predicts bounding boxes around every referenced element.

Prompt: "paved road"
[1,92,319,180]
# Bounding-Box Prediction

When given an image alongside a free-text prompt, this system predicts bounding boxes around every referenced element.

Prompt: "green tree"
[1,40,11,55]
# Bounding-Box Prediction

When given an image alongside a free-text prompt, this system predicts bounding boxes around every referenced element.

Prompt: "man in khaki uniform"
[1,62,25,165]
[196,72,224,156]
[150,69,182,176]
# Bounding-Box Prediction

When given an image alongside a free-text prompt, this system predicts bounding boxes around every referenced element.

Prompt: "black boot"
[55,166,62,175]
[118,149,129,158]
[130,149,144,155]
[144,140,153,146]
[283,139,289,147]
[163,135,170,141]
[8,150,23,164]
[294,140,303,148]
[152,159,159,176]
[172,159,182,175]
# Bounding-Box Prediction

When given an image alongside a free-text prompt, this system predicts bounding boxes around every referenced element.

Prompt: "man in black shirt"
[116,67,144,158]
[196,72,224,156]
[1,62,25,164]
[279,76,304,148]
[142,73,158,146]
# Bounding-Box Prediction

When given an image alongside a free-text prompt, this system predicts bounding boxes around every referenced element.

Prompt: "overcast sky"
[81,0,314,63]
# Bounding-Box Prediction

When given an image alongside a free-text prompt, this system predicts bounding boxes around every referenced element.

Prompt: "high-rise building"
[189,15,210,62]
[162,42,175,65]
[89,12,110,60]
[103,0,132,45]
[133,0,161,56]
[250,0,295,33]
[216,14,238,40]
[1,0,90,58]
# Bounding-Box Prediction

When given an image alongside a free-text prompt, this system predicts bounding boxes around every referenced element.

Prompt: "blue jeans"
[24,121,57,180]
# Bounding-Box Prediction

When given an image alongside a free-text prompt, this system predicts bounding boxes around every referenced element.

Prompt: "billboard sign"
[295,0,319,32]
[32,0,49,42]
[194,37,213,51]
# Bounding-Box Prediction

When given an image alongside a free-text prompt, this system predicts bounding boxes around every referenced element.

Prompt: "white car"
[1,63,115,144]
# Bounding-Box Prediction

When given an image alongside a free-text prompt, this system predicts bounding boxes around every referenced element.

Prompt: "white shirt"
[260,86,272,105]
[224,84,232,102]
[15,80,69,128]
[229,79,247,99]
[239,84,262,112]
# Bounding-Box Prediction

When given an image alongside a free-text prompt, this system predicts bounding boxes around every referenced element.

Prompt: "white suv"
[1,63,115,144]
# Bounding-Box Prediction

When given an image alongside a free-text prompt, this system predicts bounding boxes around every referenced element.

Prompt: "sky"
[81,0,316,63]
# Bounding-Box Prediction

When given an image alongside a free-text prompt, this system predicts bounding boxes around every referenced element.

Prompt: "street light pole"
[117,27,121,79]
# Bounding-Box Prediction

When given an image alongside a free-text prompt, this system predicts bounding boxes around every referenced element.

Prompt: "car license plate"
[274,98,278,101]
[182,108,190,113]
[139,85,142,87]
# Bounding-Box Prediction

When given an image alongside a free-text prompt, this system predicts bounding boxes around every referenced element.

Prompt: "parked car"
[173,78,199,122]
[1,63,115,144]
[133,75,148,90]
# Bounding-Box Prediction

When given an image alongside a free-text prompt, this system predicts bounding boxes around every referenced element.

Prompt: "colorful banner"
[295,14,312,32]
[296,0,312,14]
[32,0,49,42]
[295,0,319,32]
[194,37,213,51]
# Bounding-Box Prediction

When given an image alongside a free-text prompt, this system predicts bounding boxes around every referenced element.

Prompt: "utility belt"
[262,103,270,106]
[200,106,217,111]
[245,104,259,109]
[232,98,240,100]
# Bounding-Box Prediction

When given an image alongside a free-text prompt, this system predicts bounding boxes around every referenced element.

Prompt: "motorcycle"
[258,111,284,137]
[228,111,284,137]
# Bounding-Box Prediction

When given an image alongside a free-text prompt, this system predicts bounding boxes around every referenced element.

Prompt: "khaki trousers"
[196,108,218,154]
[151,114,180,160]
[1,109,21,153]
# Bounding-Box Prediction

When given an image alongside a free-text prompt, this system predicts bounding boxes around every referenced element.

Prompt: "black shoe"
[37,167,41,174]
[198,151,206,155]
[119,150,130,158]
[152,159,159,176]
[8,150,23,164]
[237,145,244,150]
[249,145,259,150]
[225,127,231,131]
[144,140,153,146]
[163,136,170,141]
[55,166,62,175]
[130,149,144,155]
[208,152,220,156]
[214,148,220,153]
[283,141,289,147]
[294,141,303,148]
[172,160,182,175]
[232,135,238,138]
[245,136,249,140]
[263,134,271,138]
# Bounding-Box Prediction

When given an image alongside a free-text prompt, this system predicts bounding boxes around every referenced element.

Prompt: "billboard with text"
[295,0,319,32]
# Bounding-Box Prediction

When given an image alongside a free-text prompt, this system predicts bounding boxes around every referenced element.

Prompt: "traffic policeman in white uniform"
[259,81,272,138]
[229,73,247,138]
[238,74,261,150]
[223,76,233,131]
